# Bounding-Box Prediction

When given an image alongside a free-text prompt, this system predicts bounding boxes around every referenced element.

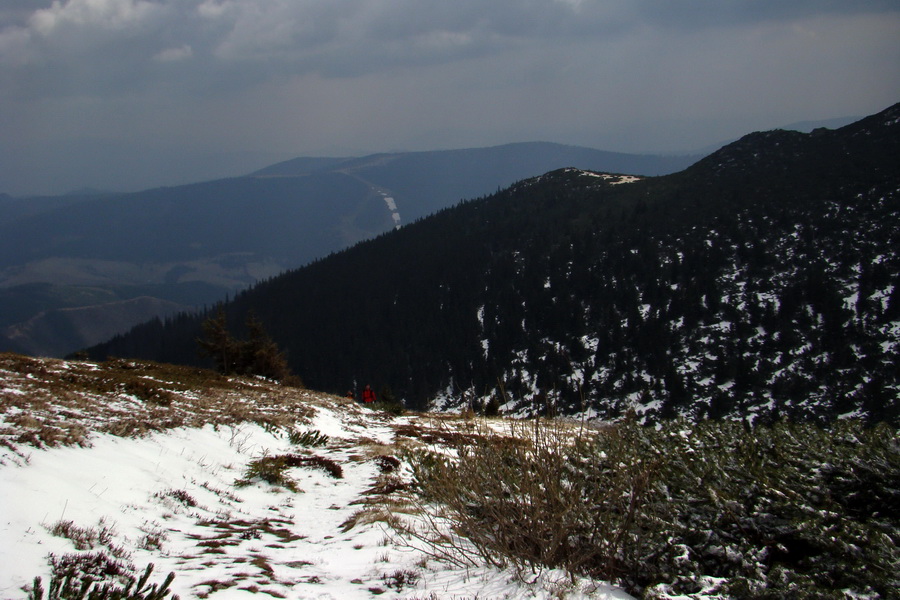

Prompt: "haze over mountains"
[86,103,900,424]
[0,142,700,357]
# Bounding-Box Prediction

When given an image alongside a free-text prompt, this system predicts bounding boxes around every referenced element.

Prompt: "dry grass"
[5,352,622,594]
[0,352,351,454]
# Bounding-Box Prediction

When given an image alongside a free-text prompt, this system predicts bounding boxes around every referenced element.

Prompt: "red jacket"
[362,387,376,403]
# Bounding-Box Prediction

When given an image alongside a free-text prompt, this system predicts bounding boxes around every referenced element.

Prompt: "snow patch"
[381,193,402,229]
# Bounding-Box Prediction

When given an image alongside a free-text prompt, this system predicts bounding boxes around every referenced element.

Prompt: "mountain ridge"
[2,141,699,357]
[85,102,900,424]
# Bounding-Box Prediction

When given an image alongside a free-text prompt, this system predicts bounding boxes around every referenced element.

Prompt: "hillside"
[0,143,699,358]
[0,353,629,599]
[86,103,900,424]
[4,296,190,357]
[2,354,897,599]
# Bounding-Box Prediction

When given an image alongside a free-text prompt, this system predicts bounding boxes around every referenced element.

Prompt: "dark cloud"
[4,1,898,91]
[625,0,900,29]
[1,0,898,195]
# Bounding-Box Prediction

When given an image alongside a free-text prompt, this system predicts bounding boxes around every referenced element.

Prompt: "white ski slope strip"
[1,412,633,599]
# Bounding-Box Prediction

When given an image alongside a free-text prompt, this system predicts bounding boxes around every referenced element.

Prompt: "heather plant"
[381,569,420,591]
[46,520,129,561]
[153,489,197,509]
[48,520,116,552]
[43,551,134,594]
[235,452,344,492]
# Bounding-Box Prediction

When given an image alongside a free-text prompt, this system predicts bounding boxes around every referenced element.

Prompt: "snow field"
[1,405,633,600]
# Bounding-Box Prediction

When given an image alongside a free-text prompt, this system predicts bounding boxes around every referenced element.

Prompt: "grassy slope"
[1,353,897,600]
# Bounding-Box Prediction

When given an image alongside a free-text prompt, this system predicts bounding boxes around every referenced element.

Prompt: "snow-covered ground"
[0,355,633,599]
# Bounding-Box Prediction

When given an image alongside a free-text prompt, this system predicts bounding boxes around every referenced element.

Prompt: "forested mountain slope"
[87,104,900,423]
[1,143,696,358]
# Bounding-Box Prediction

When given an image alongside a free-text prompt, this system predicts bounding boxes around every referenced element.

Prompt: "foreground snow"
[1,394,632,599]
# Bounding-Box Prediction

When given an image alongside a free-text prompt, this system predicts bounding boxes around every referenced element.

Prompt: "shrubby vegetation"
[11,347,899,598]
[407,417,900,598]
[235,452,344,492]
[367,399,406,416]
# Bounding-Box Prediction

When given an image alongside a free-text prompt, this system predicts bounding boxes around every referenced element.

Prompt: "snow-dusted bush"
[637,419,899,598]
[409,418,900,598]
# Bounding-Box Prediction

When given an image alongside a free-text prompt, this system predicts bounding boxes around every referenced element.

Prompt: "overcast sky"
[2,0,899,196]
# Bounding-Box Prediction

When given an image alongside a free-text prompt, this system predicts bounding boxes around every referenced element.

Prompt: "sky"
[1,0,899,196]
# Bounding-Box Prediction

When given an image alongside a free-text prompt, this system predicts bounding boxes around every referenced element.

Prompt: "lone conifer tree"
[241,312,292,382]
[197,308,237,374]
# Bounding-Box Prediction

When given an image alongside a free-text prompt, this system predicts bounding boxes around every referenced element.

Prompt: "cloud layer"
[2,0,899,194]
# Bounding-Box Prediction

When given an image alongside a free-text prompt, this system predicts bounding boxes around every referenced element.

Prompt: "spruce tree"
[241,312,292,382]
[197,308,237,374]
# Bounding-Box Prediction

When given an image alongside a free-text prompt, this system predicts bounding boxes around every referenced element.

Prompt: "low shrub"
[121,380,174,406]
[45,551,134,591]
[407,418,900,598]
[46,520,129,560]
[235,454,301,492]
[48,520,115,552]
[235,453,343,491]
[300,454,343,479]
[154,489,197,508]
[374,455,401,473]
[381,569,420,591]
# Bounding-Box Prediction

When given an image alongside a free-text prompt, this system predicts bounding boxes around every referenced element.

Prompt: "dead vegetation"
[4,352,701,598]
[0,352,339,457]
[391,418,522,450]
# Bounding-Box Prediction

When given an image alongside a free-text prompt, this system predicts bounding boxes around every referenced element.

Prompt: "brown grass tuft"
[0,353,331,450]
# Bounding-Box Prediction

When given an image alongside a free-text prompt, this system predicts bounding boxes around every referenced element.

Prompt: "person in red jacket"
[362,384,376,404]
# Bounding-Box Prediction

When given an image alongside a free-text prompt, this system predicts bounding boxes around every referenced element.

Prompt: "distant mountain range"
[0,142,701,357]
[85,103,900,424]
[251,142,700,224]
